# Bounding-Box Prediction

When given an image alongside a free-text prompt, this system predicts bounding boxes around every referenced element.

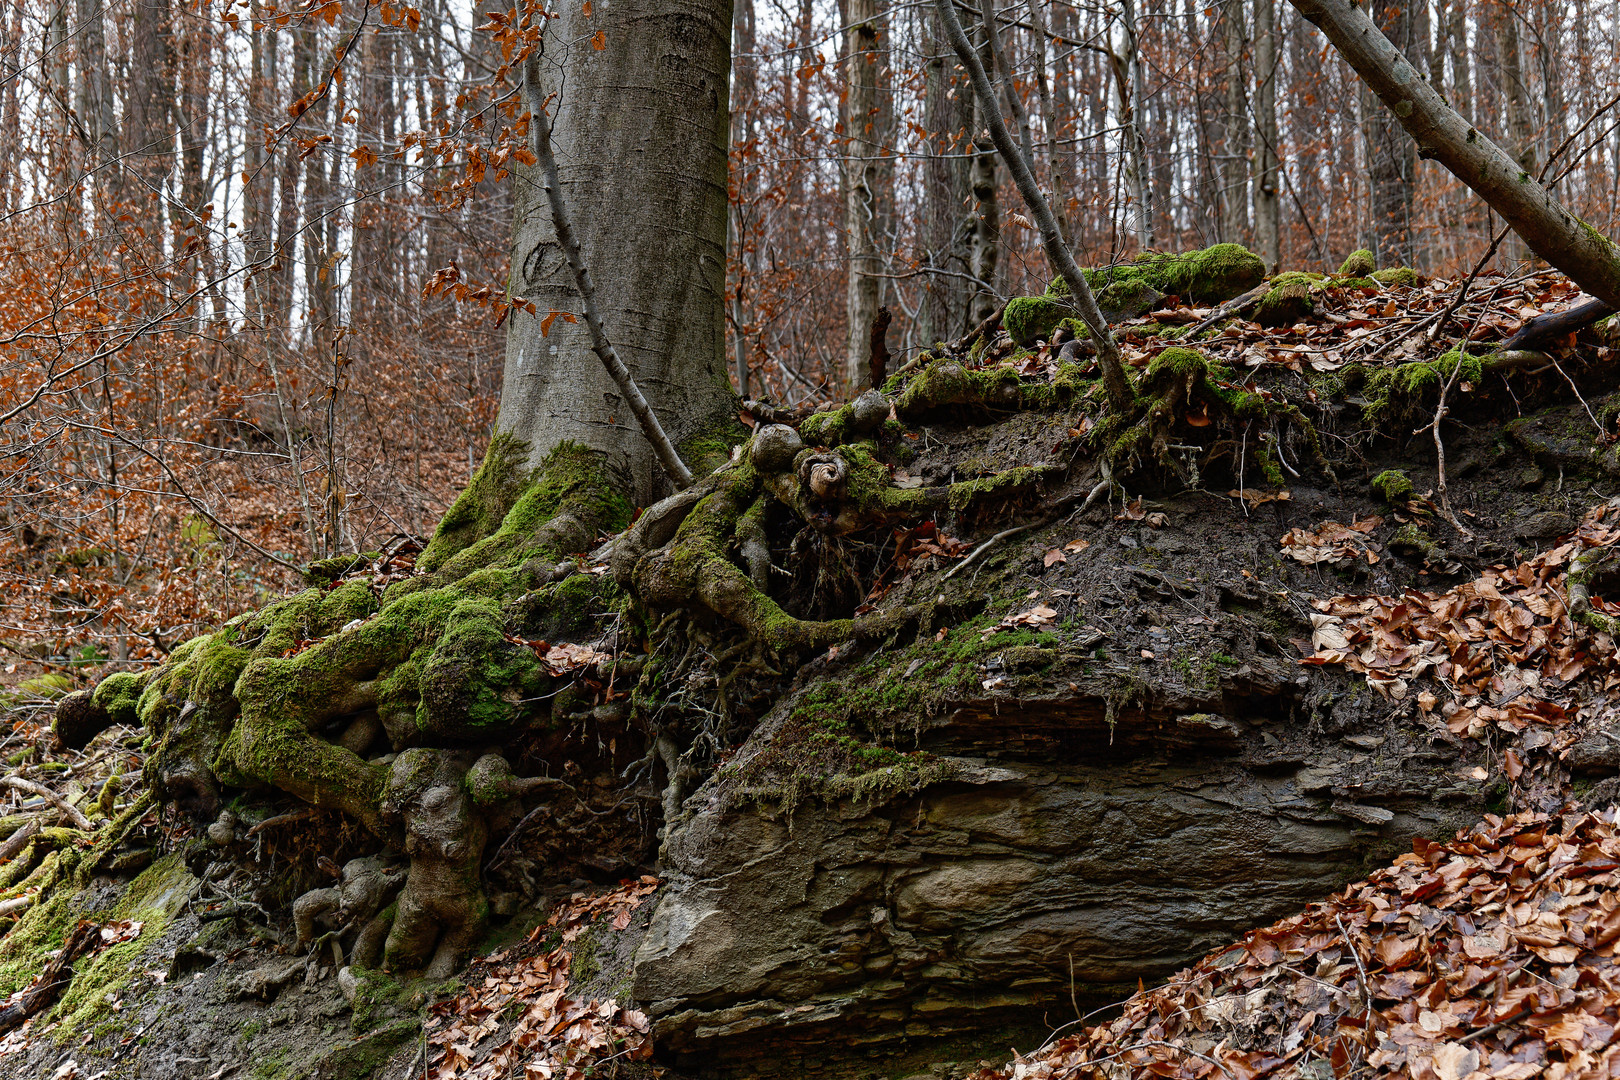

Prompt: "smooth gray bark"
[1218,0,1249,244]
[522,61,693,491]
[501,0,734,503]
[1287,0,1620,309]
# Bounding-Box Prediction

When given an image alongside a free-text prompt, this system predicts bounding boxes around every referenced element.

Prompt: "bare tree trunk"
[1252,0,1280,270]
[922,5,972,344]
[1490,0,1536,264]
[934,0,1134,412]
[1363,0,1419,267]
[729,0,756,396]
[1218,0,1250,244]
[1117,0,1153,249]
[75,0,120,205]
[502,0,737,503]
[842,0,891,391]
[1023,0,1069,244]
[1287,0,1620,308]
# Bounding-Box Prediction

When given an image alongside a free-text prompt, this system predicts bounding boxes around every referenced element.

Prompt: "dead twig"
[0,775,92,831]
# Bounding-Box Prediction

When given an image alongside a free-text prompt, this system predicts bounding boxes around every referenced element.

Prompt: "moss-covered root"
[894,357,1092,420]
[1568,544,1619,636]
[1105,347,1336,485]
[419,437,632,578]
[634,464,859,651]
[380,749,489,980]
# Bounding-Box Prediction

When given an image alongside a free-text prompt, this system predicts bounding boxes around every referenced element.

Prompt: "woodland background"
[1,0,1618,698]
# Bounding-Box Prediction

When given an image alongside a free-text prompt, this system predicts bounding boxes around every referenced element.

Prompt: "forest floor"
[0,255,1617,1080]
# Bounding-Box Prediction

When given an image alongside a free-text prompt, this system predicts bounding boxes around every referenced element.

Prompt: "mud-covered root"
[292,855,406,967]
[1103,347,1336,486]
[376,750,555,979]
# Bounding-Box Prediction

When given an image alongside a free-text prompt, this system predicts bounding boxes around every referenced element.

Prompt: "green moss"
[317,1019,420,1080]
[1003,295,1072,346]
[1371,469,1415,503]
[1389,522,1437,559]
[13,673,72,701]
[420,432,536,572]
[1338,250,1376,277]
[91,671,147,726]
[436,441,631,581]
[1254,272,1316,327]
[1334,276,1382,291]
[1094,277,1163,319]
[1061,244,1266,305]
[1371,266,1418,287]
[677,416,749,477]
[1361,351,1485,423]
[801,405,853,446]
[303,551,379,587]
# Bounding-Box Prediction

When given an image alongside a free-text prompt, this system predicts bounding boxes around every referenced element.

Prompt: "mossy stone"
[1003,295,1071,346]
[1371,266,1418,287]
[1371,469,1415,503]
[1338,250,1376,277]
[1254,272,1316,327]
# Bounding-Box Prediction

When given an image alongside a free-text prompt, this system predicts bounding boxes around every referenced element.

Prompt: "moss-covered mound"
[1055,244,1267,306]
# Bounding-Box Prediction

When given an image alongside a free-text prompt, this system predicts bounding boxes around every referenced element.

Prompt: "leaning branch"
[520,58,694,491]
[932,0,1134,413]
[1287,0,1620,308]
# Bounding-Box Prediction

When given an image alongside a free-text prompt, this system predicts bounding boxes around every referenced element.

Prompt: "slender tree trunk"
[1116,0,1152,249]
[842,0,890,391]
[502,0,737,503]
[922,6,972,344]
[1023,0,1069,244]
[1362,0,1419,267]
[1218,0,1250,244]
[1252,0,1279,270]
[1286,0,1620,308]
[934,0,1133,411]
[1491,0,1536,264]
[729,0,756,396]
[965,16,1000,329]
[75,0,120,205]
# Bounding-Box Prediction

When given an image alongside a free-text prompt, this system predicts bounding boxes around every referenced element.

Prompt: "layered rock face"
[634,652,1487,1076]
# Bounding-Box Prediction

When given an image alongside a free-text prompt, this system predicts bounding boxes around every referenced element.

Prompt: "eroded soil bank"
[2,251,1618,1080]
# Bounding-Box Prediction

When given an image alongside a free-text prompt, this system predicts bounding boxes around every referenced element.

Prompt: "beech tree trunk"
[501,0,736,504]
[1287,0,1620,309]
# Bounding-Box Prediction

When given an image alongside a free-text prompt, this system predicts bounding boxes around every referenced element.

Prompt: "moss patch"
[1055,244,1266,306]
[1255,272,1316,327]
[1338,250,1376,277]
[1371,469,1415,503]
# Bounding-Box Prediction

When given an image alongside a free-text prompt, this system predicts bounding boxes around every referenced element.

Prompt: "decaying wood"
[0,920,101,1034]
[0,775,92,832]
[868,307,892,389]
[1499,297,1616,352]
[0,820,41,865]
